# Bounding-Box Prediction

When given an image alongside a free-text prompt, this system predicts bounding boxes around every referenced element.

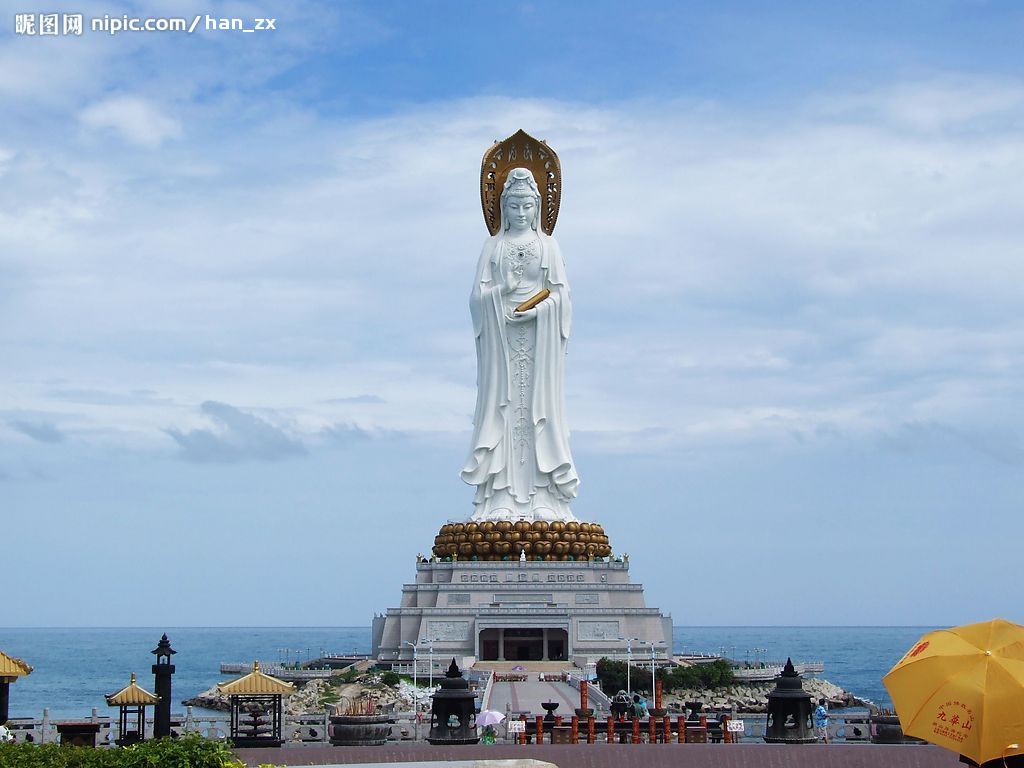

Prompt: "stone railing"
[725,711,872,743]
[566,675,612,712]
[5,706,875,746]
[479,670,496,711]
[219,662,335,681]
[4,707,336,746]
[732,661,825,681]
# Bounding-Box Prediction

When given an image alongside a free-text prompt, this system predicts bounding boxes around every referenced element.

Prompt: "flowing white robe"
[461,231,579,521]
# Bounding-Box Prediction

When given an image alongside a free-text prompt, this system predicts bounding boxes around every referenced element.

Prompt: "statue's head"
[501,167,541,233]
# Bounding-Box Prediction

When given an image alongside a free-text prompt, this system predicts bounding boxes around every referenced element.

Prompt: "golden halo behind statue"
[480,129,561,236]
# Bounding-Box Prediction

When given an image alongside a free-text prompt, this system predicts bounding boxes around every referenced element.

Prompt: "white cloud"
[165,400,306,462]
[814,75,1024,133]
[8,418,65,444]
[79,95,182,147]
[2,78,1023,458]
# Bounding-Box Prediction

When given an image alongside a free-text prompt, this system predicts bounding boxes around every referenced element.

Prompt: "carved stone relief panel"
[427,621,470,641]
[578,620,619,640]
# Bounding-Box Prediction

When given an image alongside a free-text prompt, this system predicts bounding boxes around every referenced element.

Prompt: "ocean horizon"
[0,625,935,719]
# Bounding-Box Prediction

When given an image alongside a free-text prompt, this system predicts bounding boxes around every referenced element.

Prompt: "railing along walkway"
[4,707,874,746]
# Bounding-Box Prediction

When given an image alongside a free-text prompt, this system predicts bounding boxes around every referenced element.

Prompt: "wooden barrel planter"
[328,714,392,746]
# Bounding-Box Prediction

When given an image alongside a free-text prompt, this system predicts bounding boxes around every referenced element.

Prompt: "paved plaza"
[486,680,581,718]
[234,742,963,768]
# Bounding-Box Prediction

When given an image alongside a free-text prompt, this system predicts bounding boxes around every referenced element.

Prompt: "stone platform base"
[372,558,672,667]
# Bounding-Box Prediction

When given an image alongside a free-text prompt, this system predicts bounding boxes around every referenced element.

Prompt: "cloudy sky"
[1,0,1022,627]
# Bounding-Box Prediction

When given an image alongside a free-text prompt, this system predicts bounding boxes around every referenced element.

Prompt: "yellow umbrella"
[883,619,1024,765]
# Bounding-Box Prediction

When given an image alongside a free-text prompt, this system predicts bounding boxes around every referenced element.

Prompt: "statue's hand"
[507,307,537,324]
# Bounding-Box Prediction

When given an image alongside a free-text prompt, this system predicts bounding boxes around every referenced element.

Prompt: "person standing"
[813,698,830,743]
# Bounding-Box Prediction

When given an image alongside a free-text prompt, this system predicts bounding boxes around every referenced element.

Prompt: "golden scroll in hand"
[514,288,550,313]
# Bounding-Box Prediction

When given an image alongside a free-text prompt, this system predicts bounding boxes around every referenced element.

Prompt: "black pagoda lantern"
[151,634,176,739]
[427,658,479,745]
[763,658,816,744]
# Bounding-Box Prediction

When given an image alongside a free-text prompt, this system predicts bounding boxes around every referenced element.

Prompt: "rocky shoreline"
[184,679,337,715]
[182,672,427,715]
[662,677,873,713]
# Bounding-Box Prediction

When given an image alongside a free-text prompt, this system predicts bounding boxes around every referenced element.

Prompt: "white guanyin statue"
[460,164,579,522]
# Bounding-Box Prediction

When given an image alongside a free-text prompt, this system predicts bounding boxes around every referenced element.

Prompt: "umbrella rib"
[975,656,999,764]
[901,672,953,726]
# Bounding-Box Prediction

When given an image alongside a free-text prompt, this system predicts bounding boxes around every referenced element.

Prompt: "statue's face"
[503,195,537,232]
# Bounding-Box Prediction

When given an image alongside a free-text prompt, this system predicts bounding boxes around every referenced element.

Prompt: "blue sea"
[0,626,935,719]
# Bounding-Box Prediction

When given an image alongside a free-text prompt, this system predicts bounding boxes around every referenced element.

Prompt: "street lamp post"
[402,641,418,689]
[624,637,639,696]
[624,640,630,695]
[652,644,656,698]
[641,641,663,699]
[402,642,418,740]
[420,639,435,690]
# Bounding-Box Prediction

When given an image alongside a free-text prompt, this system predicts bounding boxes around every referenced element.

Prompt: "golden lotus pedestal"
[431,520,612,562]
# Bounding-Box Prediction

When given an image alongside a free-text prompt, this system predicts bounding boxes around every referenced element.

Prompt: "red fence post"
[536,715,544,744]
[519,715,527,745]
[607,715,615,744]
[663,714,671,744]
[677,715,685,743]
[655,679,663,711]
[632,717,640,744]
[580,680,588,712]
[648,716,656,743]
[571,715,579,744]
[588,715,595,744]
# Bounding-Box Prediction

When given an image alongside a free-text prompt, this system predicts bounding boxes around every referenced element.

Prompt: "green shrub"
[660,659,735,691]
[0,735,243,768]
[596,657,736,695]
[380,671,401,687]
[595,658,649,694]
[337,666,359,683]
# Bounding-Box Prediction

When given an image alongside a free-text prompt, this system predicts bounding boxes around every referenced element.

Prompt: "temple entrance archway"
[478,628,569,661]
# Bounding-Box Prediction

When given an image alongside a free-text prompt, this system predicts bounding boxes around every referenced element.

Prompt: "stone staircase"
[472,661,577,672]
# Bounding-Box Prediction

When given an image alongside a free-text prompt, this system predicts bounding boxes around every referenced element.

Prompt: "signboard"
[727,720,745,733]
[507,720,526,734]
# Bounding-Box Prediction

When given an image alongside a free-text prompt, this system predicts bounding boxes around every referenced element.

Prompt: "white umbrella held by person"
[477,710,506,727]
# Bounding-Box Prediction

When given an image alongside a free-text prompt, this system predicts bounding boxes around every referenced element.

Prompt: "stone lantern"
[151,634,176,739]
[427,658,479,745]
[763,658,816,744]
